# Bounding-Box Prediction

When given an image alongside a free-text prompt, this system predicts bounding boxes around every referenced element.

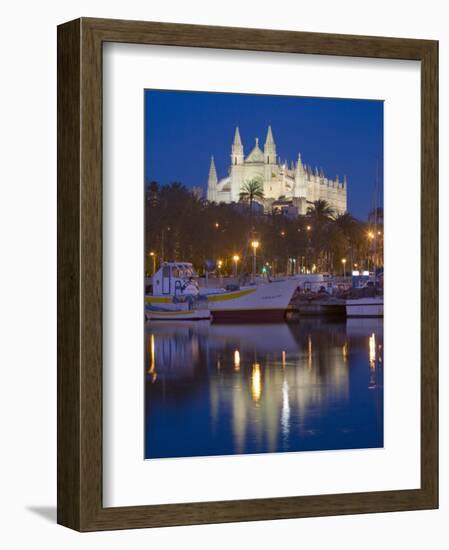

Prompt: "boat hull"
[346,297,383,318]
[145,278,299,322]
[205,279,298,321]
[211,308,287,323]
[145,309,211,321]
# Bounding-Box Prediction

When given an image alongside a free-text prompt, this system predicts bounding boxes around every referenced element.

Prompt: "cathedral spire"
[296,152,304,176]
[264,124,276,164]
[233,126,242,146]
[208,156,217,185]
[207,156,218,202]
[265,124,275,145]
[231,126,244,165]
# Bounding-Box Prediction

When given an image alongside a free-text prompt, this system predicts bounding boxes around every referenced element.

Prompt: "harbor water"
[145,318,383,459]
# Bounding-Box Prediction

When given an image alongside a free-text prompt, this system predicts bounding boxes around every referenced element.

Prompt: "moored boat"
[346,296,383,318]
[145,261,298,322]
[145,307,211,321]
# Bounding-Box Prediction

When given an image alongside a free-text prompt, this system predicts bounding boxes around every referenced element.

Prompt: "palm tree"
[306,199,335,223]
[334,212,359,240]
[305,200,335,271]
[239,177,265,217]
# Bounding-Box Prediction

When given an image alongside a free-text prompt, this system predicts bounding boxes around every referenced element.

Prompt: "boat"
[145,276,211,321]
[145,307,211,321]
[145,261,299,322]
[346,296,383,317]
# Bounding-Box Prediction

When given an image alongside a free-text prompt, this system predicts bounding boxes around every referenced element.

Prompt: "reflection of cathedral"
[145,320,383,458]
[208,326,350,454]
[207,125,347,216]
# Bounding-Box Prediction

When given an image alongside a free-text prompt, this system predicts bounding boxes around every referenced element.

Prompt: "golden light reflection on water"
[145,321,382,458]
[369,333,376,369]
[281,380,290,437]
[342,342,348,361]
[368,332,378,390]
[234,350,240,371]
[251,363,262,402]
[147,334,157,382]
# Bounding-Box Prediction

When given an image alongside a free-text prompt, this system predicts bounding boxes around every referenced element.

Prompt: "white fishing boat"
[145,261,299,322]
[346,296,383,317]
[146,309,211,321]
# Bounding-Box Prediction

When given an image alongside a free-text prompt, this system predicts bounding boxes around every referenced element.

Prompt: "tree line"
[145,180,383,276]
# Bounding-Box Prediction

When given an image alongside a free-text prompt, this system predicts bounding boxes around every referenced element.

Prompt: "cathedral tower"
[294,152,306,198]
[264,125,276,165]
[230,126,245,202]
[207,156,218,202]
[264,125,277,194]
[231,126,244,165]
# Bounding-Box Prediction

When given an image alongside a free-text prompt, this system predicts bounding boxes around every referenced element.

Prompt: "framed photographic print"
[57,17,438,531]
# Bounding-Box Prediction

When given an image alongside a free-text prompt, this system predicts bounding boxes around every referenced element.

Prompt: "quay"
[287,296,347,319]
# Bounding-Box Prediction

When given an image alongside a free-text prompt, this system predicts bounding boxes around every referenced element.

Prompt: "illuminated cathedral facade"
[207,125,347,216]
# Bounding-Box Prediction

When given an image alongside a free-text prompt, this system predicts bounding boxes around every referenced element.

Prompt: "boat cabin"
[152,262,198,297]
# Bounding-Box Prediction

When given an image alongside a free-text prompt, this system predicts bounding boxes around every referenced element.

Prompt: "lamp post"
[341,258,347,279]
[251,240,259,282]
[306,225,312,272]
[149,251,156,275]
[367,231,375,272]
[217,259,223,283]
[232,255,240,278]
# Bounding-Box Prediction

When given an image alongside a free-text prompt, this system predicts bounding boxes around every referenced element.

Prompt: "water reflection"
[145,319,383,459]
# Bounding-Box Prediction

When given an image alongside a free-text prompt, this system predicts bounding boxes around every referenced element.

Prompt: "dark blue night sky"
[144,90,383,220]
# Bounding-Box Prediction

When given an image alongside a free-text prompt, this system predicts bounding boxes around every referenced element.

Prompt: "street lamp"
[232,254,240,277]
[217,259,223,280]
[251,240,260,281]
[367,231,375,272]
[149,251,156,275]
[341,258,347,278]
[305,225,312,271]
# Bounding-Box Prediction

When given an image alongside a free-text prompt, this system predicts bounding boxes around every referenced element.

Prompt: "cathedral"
[207,125,347,216]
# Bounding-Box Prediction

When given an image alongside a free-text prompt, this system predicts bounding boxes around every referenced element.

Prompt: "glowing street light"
[148,251,156,275]
[251,240,260,281]
[232,254,240,277]
[215,222,220,228]
[306,225,311,231]
[341,258,347,278]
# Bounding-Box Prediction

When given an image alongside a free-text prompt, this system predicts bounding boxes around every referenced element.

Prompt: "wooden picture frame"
[57,17,438,531]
